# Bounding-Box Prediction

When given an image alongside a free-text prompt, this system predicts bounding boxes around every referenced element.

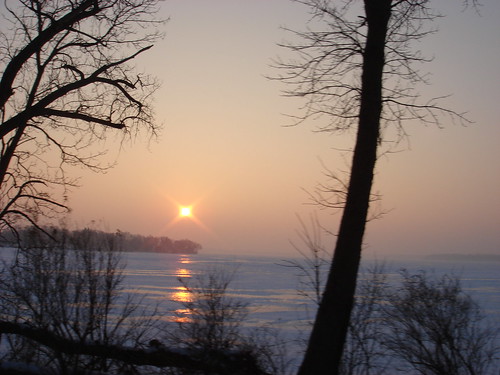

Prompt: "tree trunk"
[298,2,391,374]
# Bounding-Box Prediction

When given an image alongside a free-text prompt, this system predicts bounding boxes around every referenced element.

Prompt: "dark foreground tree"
[285,222,389,374]
[0,0,163,239]
[289,232,499,374]
[274,1,475,374]
[0,238,275,375]
[0,230,159,374]
[383,270,498,375]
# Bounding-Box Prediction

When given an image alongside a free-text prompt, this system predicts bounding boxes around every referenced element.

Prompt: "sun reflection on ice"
[170,286,193,323]
[166,255,195,323]
[171,308,193,323]
[171,286,191,303]
[175,268,191,278]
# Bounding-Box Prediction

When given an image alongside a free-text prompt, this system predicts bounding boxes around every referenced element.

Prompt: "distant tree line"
[115,229,202,254]
[0,226,202,255]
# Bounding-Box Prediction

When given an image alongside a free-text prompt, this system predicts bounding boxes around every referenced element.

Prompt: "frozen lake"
[1,248,499,372]
[119,251,500,328]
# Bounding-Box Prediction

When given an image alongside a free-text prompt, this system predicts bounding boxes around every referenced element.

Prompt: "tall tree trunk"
[298,2,391,374]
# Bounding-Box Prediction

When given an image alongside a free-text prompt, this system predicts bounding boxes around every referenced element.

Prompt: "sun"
[162,197,212,234]
[179,206,192,217]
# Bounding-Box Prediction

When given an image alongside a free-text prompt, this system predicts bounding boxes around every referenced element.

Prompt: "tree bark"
[298,2,391,374]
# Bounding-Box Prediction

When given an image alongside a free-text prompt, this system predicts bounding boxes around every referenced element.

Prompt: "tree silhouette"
[0,0,164,239]
[274,1,475,373]
[382,270,498,375]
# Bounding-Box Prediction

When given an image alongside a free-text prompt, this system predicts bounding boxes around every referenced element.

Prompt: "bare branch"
[0,0,163,237]
[0,0,99,109]
[39,108,125,129]
[0,320,270,375]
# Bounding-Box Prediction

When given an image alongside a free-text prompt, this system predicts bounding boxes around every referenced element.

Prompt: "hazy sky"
[69,0,500,258]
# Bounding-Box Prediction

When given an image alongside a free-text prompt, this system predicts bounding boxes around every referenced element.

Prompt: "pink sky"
[68,0,500,257]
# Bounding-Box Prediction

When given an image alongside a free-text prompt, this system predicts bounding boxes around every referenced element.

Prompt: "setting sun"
[180,206,192,217]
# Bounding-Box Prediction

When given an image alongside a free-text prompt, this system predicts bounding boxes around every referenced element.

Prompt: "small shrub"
[163,268,290,375]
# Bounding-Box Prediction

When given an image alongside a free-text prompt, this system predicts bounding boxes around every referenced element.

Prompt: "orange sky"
[68,0,500,257]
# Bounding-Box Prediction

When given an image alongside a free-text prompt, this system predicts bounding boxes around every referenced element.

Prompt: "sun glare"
[180,206,192,217]
[162,196,212,234]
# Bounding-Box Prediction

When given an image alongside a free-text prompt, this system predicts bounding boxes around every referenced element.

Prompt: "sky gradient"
[68,0,500,258]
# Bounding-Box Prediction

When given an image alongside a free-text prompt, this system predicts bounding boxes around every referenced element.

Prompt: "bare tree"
[339,264,389,375]
[0,239,273,375]
[165,269,250,356]
[274,1,474,373]
[382,270,498,375]
[285,216,389,374]
[0,230,159,374]
[0,0,164,239]
[287,215,498,374]
[163,269,289,375]
[283,213,332,306]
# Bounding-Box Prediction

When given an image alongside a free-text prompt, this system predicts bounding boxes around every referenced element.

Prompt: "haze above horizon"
[68,0,500,258]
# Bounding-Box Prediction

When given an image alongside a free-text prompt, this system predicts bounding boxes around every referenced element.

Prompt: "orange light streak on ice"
[175,268,191,278]
[171,286,192,303]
